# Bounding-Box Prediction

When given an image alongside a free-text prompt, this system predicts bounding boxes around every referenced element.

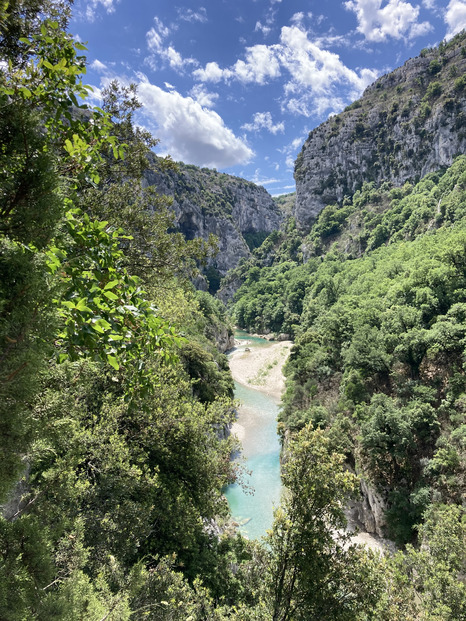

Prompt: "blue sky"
[71,0,466,195]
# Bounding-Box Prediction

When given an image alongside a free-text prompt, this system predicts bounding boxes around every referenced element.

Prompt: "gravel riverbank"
[228,339,292,402]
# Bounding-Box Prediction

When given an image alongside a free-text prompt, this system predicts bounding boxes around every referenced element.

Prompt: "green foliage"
[234,158,466,545]
[455,74,466,91]
[205,264,223,293]
[429,58,442,74]
[0,7,244,620]
[2,7,466,619]
[243,230,269,251]
[374,504,466,619]
[424,80,442,100]
[2,19,119,188]
[47,209,182,390]
[266,426,383,621]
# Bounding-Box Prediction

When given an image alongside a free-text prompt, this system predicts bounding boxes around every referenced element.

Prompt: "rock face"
[294,32,466,228]
[209,322,235,353]
[144,159,283,277]
[346,479,388,539]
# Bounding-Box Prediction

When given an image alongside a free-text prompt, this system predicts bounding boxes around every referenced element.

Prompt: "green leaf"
[109,333,124,341]
[62,301,76,310]
[76,298,92,312]
[104,290,119,300]
[104,280,119,290]
[107,355,120,370]
[94,318,112,332]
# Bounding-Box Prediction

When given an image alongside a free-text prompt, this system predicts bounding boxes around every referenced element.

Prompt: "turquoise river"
[224,331,283,540]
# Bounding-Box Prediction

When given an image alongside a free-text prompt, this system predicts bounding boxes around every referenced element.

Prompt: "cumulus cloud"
[277,26,378,115]
[345,0,432,42]
[279,26,375,94]
[194,24,378,117]
[193,61,226,82]
[189,84,219,108]
[445,0,466,39]
[242,111,285,134]
[232,45,282,83]
[146,17,197,72]
[136,77,253,168]
[195,44,281,84]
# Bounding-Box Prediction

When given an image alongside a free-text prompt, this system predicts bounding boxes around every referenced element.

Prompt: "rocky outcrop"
[294,32,466,228]
[1,464,29,521]
[346,478,388,539]
[144,159,283,276]
[209,323,235,353]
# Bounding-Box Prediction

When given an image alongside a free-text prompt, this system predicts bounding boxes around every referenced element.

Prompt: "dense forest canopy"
[1,2,466,619]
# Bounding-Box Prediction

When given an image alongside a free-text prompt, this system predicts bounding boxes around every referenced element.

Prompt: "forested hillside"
[1,2,466,620]
[230,46,466,620]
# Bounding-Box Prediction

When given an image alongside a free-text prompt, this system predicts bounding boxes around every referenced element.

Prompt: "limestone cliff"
[294,32,466,228]
[143,159,283,281]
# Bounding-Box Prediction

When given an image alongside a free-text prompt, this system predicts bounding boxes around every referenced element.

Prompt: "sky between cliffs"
[72,0,466,195]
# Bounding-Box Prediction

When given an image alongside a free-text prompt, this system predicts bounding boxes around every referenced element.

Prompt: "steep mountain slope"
[230,33,466,548]
[294,31,466,228]
[144,159,283,284]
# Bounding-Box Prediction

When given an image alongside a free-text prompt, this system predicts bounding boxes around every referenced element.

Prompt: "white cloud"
[409,20,434,37]
[194,23,378,118]
[345,0,432,42]
[85,0,119,21]
[136,77,253,168]
[193,61,228,82]
[177,7,207,23]
[255,21,272,36]
[195,45,281,84]
[278,26,378,111]
[86,84,104,105]
[189,84,219,108]
[290,12,305,25]
[242,111,285,134]
[146,17,197,72]
[445,0,466,39]
[280,130,310,169]
[250,169,282,185]
[232,45,282,83]
[90,59,108,72]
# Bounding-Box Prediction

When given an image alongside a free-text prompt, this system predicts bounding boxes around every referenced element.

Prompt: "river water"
[224,332,282,540]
